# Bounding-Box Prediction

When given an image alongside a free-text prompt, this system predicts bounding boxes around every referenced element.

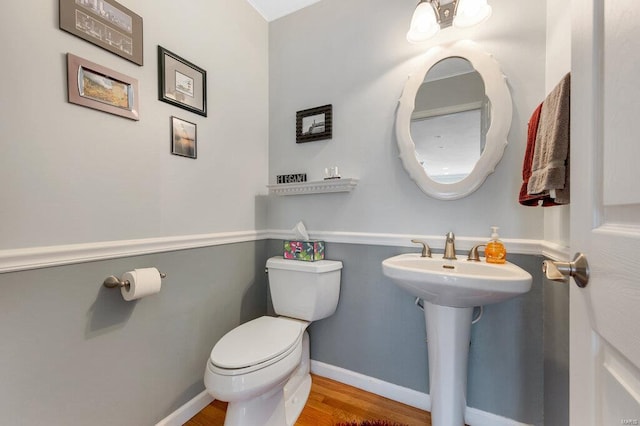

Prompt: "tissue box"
[283,240,325,261]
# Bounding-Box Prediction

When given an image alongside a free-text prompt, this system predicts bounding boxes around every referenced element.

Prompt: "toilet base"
[224,385,287,426]
[284,332,311,425]
[223,332,312,426]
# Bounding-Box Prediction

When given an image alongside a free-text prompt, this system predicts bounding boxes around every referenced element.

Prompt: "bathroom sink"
[383,248,533,425]
[382,253,532,308]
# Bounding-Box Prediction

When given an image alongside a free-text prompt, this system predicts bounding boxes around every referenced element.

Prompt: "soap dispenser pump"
[486,226,506,264]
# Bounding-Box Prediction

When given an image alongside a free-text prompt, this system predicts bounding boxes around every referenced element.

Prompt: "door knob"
[542,252,590,288]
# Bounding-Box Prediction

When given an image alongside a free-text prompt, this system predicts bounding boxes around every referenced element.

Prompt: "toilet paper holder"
[103,271,167,289]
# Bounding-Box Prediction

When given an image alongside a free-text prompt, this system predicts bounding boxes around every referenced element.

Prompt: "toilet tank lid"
[267,256,342,273]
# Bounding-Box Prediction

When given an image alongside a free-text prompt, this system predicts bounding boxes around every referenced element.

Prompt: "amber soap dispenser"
[486,226,506,264]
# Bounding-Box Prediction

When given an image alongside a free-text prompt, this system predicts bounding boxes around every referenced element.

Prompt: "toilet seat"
[209,316,306,376]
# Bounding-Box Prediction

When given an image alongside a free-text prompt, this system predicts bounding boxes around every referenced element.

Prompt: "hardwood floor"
[185,374,431,426]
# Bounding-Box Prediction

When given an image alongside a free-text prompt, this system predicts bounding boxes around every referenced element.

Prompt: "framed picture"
[158,46,207,117]
[67,53,139,120]
[171,116,197,159]
[59,0,143,66]
[296,104,333,143]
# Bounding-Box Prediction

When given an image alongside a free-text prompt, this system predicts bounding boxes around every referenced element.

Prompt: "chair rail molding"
[0,231,268,274]
[0,229,567,273]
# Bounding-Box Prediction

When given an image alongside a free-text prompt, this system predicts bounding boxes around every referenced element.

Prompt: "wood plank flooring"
[186,374,431,426]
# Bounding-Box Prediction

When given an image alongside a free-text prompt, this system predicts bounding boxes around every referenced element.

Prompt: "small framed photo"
[296,104,333,143]
[67,53,139,120]
[59,0,144,66]
[158,46,207,117]
[171,116,197,159]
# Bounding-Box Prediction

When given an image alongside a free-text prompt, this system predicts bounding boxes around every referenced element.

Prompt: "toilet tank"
[266,256,342,321]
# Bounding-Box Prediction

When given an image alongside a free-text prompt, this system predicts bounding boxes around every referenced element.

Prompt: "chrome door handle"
[542,252,590,288]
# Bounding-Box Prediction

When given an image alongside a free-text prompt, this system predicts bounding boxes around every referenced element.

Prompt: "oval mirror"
[396,41,512,200]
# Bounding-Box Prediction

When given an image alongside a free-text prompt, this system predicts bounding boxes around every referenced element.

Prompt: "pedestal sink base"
[382,253,533,426]
[424,301,473,426]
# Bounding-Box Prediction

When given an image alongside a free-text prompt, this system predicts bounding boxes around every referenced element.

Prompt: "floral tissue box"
[283,240,325,261]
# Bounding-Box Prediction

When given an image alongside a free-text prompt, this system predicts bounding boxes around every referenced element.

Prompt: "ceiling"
[247,0,322,21]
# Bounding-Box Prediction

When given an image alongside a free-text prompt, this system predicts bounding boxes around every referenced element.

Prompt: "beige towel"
[527,73,570,204]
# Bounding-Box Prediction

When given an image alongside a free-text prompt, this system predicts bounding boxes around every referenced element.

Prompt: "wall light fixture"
[406,0,492,43]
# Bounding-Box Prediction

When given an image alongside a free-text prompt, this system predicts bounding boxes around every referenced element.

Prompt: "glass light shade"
[406,1,440,43]
[453,0,492,28]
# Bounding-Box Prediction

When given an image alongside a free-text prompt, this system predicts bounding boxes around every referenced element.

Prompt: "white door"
[571,0,640,424]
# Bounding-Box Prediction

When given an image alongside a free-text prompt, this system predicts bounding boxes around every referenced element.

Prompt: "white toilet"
[204,256,343,426]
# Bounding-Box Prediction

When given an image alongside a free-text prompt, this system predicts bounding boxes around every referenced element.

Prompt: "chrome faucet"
[443,232,457,260]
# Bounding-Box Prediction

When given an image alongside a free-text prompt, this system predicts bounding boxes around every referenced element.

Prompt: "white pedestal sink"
[382,253,532,426]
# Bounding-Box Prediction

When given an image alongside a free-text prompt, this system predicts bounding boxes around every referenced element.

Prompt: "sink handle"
[467,244,486,262]
[411,239,432,258]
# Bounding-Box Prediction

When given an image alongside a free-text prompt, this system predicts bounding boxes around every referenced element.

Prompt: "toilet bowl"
[204,316,310,426]
[204,256,342,426]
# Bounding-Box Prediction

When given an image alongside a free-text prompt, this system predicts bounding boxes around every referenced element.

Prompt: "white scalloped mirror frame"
[396,40,512,200]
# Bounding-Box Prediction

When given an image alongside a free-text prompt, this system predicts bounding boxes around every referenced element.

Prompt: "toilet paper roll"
[120,267,162,301]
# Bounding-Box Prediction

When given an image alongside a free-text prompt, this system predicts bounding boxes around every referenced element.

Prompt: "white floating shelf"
[267,178,359,196]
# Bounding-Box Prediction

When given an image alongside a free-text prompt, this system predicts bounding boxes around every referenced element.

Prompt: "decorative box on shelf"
[267,178,359,196]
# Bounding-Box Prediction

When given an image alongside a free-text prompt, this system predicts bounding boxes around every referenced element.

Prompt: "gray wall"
[0,0,269,250]
[265,0,569,421]
[268,240,546,425]
[543,0,571,247]
[0,242,268,425]
[0,1,269,422]
[0,0,570,424]
[267,0,546,240]
[543,278,570,426]
[540,4,571,422]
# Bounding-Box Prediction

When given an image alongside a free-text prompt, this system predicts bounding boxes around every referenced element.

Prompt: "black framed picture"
[296,104,332,143]
[171,116,197,159]
[158,46,207,117]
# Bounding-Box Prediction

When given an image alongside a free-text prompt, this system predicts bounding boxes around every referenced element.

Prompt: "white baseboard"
[310,360,533,426]
[465,407,534,426]
[310,359,431,411]
[155,390,213,426]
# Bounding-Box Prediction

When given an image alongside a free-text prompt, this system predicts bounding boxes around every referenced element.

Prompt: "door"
[571,0,640,424]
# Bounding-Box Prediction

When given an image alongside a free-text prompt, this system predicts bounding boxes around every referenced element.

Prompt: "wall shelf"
[267,178,359,196]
